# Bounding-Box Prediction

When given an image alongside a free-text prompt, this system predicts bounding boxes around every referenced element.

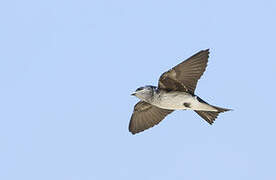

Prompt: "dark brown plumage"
[158,49,209,93]
[129,101,173,134]
[195,105,231,124]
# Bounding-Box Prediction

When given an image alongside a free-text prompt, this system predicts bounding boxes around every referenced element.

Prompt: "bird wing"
[158,49,209,94]
[129,101,173,134]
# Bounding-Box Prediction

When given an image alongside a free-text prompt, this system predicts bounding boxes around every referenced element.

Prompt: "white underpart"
[151,91,218,111]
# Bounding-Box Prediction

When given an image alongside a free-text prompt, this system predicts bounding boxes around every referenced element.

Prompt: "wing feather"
[129,101,173,134]
[158,49,209,93]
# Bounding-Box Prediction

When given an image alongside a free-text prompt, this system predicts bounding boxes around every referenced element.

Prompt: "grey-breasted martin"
[129,49,231,134]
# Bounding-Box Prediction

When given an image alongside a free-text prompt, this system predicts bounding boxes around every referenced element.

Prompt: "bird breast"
[152,91,196,110]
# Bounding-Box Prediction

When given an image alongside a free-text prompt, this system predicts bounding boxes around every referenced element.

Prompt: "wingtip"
[129,129,142,135]
[204,49,210,55]
[130,131,136,135]
[200,49,210,57]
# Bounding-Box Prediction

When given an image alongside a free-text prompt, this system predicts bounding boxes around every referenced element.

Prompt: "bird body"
[129,49,231,134]
[151,90,218,111]
[138,87,217,111]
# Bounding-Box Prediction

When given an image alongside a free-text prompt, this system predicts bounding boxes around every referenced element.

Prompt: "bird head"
[131,85,155,101]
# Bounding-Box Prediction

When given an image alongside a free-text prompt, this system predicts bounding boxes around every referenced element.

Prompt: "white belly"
[152,91,217,111]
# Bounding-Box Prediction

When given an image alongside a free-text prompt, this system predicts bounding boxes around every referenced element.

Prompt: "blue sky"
[0,0,276,179]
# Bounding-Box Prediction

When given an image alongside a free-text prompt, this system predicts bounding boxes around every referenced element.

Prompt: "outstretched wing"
[129,101,173,134]
[158,49,209,93]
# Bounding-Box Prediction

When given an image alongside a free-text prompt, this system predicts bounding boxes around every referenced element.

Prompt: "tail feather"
[195,105,232,124]
[212,105,232,113]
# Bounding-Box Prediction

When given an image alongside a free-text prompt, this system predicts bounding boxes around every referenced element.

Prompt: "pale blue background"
[0,0,276,179]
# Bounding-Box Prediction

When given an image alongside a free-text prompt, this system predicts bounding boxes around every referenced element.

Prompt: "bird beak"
[131,92,136,96]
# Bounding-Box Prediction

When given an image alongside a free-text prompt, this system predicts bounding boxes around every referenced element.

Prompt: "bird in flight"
[129,49,231,134]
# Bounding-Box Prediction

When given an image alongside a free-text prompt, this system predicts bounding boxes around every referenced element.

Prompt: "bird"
[129,49,231,134]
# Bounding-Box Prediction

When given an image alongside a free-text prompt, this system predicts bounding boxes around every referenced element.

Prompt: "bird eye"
[136,87,143,91]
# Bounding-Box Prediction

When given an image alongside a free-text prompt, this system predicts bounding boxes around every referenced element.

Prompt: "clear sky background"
[0,0,276,179]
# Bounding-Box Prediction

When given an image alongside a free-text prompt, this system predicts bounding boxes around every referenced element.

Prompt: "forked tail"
[195,105,232,124]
